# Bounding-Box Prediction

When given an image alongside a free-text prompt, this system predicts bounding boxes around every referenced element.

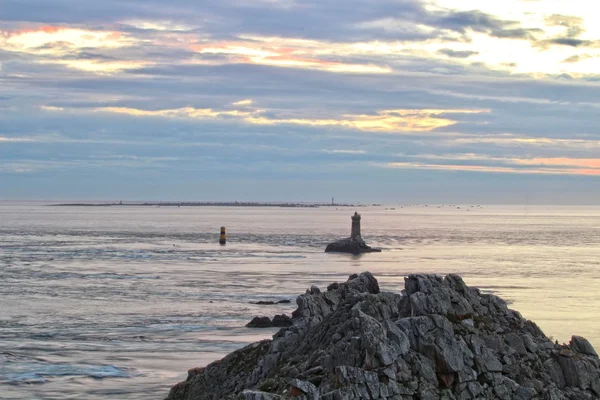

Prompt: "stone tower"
[351,212,361,239]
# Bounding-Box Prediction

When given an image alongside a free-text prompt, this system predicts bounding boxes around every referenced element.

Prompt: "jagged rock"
[166,272,600,400]
[571,335,598,357]
[290,379,318,399]
[246,316,273,328]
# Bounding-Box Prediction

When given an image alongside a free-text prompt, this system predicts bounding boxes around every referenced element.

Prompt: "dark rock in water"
[167,272,600,400]
[272,314,292,327]
[251,300,292,305]
[325,237,381,255]
[245,316,273,328]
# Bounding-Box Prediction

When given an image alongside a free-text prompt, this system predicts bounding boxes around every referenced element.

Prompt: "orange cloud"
[193,39,391,74]
[1,26,133,52]
[385,155,600,176]
[0,25,144,73]
[44,103,487,133]
[515,157,600,169]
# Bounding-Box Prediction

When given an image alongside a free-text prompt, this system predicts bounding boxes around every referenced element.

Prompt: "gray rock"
[570,336,598,357]
[166,273,600,400]
[513,386,536,400]
[239,391,283,400]
[505,332,528,356]
[272,314,292,327]
[557,352,600,391]
[290,379,318,400]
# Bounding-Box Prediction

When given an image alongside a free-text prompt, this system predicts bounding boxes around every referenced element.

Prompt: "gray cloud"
[546,38,592,47]
[437,49,479,58]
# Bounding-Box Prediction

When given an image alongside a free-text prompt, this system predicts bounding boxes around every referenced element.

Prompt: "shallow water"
[1,202,599,399]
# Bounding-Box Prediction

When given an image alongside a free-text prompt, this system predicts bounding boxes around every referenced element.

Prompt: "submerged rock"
[167,272,600,400]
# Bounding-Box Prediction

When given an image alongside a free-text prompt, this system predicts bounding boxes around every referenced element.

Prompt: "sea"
[1,202,599,399]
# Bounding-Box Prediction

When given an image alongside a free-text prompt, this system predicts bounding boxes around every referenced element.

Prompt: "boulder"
[570,335,598,357]
[246,316,273,328]
[167,273,600,400]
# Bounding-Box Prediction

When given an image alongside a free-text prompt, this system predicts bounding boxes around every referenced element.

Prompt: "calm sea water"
[1,202,599,399]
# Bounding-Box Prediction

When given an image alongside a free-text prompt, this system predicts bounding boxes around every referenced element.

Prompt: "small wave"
[84,273,160,280]
[1,363,132,384]
[28,271,160,281]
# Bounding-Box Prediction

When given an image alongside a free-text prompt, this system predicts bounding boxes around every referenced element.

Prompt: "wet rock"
[251,299,291,305]
[167,272,600,400]
[246,316,273,328]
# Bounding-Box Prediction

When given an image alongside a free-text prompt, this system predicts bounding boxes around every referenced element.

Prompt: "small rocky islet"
[166,272,600,400]
[325,212,381,255]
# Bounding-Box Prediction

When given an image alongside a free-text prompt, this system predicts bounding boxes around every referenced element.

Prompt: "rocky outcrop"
[252,300,292,305]
[247,317,274,328]
[247,315,294,329]
[325,238,381,255]
[166,273,600,400]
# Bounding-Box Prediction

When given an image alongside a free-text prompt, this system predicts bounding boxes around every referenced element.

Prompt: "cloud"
[384,154,600,176]
[545,38,591,47]
[232,99,253,106]
[0,136,35,142]
[322,149,367,154]
[69,104,489,133]
[437,49,478,58]
[545,14,585,38]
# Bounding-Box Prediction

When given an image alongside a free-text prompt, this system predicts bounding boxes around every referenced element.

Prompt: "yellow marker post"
[219,227,226,245]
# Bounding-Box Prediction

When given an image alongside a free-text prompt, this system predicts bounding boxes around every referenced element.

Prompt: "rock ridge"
[166,272,600,400]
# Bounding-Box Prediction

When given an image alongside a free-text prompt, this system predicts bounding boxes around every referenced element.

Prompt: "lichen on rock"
[166,272,600,400]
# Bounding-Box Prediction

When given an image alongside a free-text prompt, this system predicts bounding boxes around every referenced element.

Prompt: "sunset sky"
[2,0,600,203]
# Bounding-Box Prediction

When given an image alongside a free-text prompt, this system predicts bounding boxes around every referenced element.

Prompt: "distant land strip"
[49,202,372,208]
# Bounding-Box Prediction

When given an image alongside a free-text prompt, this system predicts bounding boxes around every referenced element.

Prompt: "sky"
[1,0,600,203]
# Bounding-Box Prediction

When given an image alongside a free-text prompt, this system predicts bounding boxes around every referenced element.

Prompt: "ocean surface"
[1,202,599,399]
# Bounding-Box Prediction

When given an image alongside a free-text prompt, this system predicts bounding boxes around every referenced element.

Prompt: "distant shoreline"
[49,202,369,208]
